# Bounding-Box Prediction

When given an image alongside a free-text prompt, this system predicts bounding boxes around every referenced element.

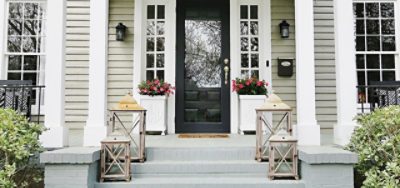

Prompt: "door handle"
[224,58,229,85]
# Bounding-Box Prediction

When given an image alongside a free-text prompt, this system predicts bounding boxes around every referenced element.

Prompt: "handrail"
[0,84,45,124]
[357,84,400,114]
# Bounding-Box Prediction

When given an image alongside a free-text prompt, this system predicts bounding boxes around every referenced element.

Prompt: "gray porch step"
[132,160,268,175]
[145,147,256,161]
[94,175,305,188]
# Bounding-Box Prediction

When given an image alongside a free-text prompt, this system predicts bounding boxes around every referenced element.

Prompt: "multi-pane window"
[240,5,259,79]
[5,1,46,105]
[145,5,165,81]
[354,2,398,102]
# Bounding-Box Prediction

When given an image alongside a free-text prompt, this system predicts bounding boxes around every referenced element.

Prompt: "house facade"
[0,0,397,148]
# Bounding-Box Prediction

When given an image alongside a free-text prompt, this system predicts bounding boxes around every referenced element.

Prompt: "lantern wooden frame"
[255,108,293,161]
[268,136,299,180]
[100,138,131,182]
[109,109,146,162]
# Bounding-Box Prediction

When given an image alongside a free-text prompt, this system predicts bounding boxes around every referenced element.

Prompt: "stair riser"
[146,147,256,161]
[131,163,268,175]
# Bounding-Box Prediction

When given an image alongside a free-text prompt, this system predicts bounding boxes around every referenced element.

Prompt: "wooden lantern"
[100,137,131,182]
[255,93,293,161]
[268,129,298,180]
[109,92,146,162]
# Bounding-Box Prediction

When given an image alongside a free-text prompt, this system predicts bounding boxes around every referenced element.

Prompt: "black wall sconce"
[279,20,290,39]
[116,23,127,41]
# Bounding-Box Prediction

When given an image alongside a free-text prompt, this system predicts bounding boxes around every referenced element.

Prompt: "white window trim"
[2,0,46,115]
[134,0,176,132]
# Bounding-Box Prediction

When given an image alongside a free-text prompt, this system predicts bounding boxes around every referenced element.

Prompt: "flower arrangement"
[232,77,268,95]
[138,79,175,96]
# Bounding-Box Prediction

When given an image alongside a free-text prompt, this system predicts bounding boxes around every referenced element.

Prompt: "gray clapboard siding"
[271,0,297,123]
[65,0,90,146]
[107,0,135,125]
[314,0,337,130]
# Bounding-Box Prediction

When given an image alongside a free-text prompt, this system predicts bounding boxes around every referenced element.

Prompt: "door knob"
[224,58,229,65]
[224,66,230,85]
[223,58,230,85]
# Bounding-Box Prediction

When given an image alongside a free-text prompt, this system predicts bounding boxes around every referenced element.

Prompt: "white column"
[0,1,6,78]
[294,0,320,145]
[40,0,68,148]
[83,0,109,147]
[333,0,358,146]
[133,0,144,102]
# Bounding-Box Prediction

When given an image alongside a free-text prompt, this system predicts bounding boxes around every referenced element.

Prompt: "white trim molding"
[0,0,5,77]
[333,0,359,146]
[40,0,68,148]
[134,0,176,133]
[294,0,321,146]
[84,0,110,147]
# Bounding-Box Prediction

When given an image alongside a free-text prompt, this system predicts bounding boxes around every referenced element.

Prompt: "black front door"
[176,0,230,133]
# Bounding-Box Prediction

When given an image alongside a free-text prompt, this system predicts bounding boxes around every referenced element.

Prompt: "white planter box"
[140,95,168,135]
[239,95,266,134]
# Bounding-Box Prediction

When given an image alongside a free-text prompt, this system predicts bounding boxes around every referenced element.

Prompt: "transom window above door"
[354,2,399,102]
[145,4,166,81]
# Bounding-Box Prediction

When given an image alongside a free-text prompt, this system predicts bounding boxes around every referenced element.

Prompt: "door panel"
[176,0,230,133]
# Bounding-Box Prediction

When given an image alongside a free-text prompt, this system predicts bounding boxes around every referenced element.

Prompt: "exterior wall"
[271,0,297,124]
[314,0,337,135]
[65,0,90,146]
[107,0,135,125]
[107,0,134,108]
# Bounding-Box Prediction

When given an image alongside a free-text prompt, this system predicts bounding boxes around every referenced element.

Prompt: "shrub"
[346,106,400,188]
[0,109,46,188]
[232,77,268,95]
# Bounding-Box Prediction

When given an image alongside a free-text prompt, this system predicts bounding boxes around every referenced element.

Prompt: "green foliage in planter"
[346,106,400,188]
[0,109,46,188]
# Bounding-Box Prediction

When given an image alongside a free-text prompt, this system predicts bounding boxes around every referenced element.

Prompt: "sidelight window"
[145,5,165,81]
[240,5,260,79]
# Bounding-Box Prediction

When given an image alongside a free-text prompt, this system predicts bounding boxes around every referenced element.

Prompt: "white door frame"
[230,0,272,133]
[133,0,271,134]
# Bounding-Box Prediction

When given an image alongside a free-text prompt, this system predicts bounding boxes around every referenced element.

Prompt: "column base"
[294,123,321,146]
[334,123,358,146]
[83,125,108,147]
[40,126,69,148]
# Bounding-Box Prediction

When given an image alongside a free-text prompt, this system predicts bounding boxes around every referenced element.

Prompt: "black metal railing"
[0,80,45,124]
[357,81,400,114]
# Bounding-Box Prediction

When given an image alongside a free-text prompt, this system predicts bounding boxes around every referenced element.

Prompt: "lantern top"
[269,129,297,142]
[116,22,127,30]
[113,92,145,111]
[256,93,291,111]
[279,20,290,27]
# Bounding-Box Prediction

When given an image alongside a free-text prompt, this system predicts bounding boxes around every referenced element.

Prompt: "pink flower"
[257,81,263,86]
[245,80,251,86]
[154,79,160,85]
[160,88,165,92]
[239,84,244,89]
[265,82,269,86]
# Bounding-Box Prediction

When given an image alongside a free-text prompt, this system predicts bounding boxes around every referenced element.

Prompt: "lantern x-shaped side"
[255,93,293,161]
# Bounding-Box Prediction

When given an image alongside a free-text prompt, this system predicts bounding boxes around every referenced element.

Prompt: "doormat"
[178,134,229,139]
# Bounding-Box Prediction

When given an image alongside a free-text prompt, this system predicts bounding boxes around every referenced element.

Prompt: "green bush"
[346,106,400,188]
[0,109,46,188]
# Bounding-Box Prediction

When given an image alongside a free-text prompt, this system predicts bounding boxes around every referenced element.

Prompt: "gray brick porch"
[41,135,357,188]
